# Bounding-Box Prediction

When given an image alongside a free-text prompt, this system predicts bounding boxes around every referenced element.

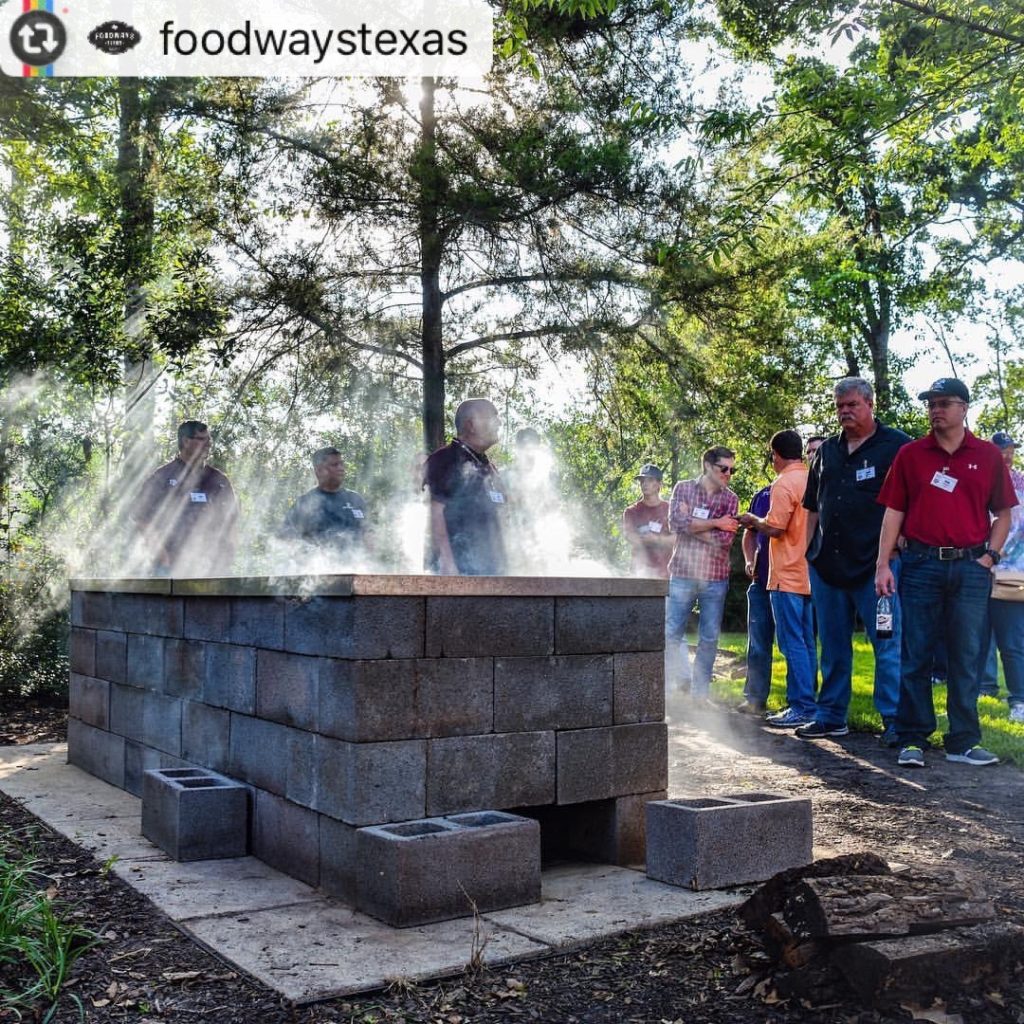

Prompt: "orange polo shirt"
[766,462,810,595]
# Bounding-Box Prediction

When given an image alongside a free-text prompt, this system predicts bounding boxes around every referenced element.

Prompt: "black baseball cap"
[636,463,664,481]
[992,431,1017,449]
[917,377,970,402]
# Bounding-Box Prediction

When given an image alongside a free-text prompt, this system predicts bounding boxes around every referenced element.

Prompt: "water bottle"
[876,595,893,640]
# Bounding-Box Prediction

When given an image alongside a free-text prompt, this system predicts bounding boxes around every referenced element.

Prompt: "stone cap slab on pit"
[70,574,668,599]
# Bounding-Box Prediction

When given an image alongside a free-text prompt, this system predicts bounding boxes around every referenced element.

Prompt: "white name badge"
[692,507,711,520]
[930,471,958,493]
[351,509,365,519]
[856,466,876,481]
[189,491,208,503]
[489,490,505,504]
[647,521,663,533]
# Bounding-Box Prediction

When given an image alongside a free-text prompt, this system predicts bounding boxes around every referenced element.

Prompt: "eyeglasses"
[926,399,965,410]
[714,464,737,474]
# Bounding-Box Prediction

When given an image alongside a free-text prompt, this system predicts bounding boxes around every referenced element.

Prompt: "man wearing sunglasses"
[876,377,1016,768]
[665,446,740,702]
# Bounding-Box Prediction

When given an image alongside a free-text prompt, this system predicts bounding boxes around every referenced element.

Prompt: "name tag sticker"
[930,471,958,493]
[351,509,365,519]
[489,490,505,504]
[647,521,662,533]
[692,507,711,520]
[189,491,208,503]
[856,466,876,482]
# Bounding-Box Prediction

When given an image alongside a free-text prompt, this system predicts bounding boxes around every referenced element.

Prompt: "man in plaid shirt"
[665,446,740,699]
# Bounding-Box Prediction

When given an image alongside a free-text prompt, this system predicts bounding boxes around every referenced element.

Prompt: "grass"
[711,631,1024,766]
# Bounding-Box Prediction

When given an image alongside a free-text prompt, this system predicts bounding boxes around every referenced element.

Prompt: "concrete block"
[425,597,553,657]
[284,596,424,660]
[203,643,255,714]
[315,736,426,826]
[227,715,314,807]
[318,814,359,903]
[109,683,145,742]
[645,792,813,890]
[554,597,665,654]
[257,650,318,731]
[124,741,193,797]
[142,692,183,756]
[141,767,249,861]
[183,597,230,641]
[126,634,164,690]
[355,811,541,927]
[613,651,665,724]
[164,639,206,699]
[253,790,319,886]
[73,591,115,630]
[185,597,285,649]
[67,717,125,789]
[95,630,127,684]
[181,701,230,772]
[556,723,668,805]
[318,657,493,742]
[69,628,96,677]
[69,674,109,730]
[426,732,555,816]
[493,655,611,732]
[112,594,184,638]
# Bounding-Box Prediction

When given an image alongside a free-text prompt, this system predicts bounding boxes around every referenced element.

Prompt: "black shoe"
[795,720,849,739]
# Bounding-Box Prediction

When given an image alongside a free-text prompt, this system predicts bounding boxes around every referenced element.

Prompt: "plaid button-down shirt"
[668,477,739,581]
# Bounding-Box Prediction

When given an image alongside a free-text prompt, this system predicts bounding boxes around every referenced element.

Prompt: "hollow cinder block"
[425,597,554,657]
[284,596,425,660]
[554,597,665,654]
[493,655,612,732]
[645,792,813,890]
[556,723,667,804]
[67,718,125,789]
[613,651,665,724]
[69,674,109,730]
[355,811,541,927]
[141,767,249,861]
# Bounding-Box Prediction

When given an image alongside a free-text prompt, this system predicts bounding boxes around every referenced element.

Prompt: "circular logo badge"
[10,11,67,67]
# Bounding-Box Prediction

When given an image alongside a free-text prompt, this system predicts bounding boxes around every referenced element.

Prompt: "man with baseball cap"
[622,464,674,578]
[876,378,1017,767]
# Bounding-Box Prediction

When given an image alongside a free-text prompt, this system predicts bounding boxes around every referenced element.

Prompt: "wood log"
[831,921,1024,1005]
[784,870,994,941]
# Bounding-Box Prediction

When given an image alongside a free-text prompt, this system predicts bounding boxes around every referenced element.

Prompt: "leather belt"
[905,538,987,561]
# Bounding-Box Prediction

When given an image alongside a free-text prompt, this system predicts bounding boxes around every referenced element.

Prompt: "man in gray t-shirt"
[282,447,367,555]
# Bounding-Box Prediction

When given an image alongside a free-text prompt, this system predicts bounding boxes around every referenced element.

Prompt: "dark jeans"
[990,598,1024,706]
[897,550,991,754]
[743,579,774,705]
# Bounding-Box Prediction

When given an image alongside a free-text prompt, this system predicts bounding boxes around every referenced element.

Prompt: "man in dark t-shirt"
[281,447,367,557]
[424,398,506,575]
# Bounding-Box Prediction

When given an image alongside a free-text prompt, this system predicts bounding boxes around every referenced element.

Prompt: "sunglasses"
[714,464,737,474]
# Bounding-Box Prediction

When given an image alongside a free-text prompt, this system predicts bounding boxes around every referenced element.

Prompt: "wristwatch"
[986,548,1002,564]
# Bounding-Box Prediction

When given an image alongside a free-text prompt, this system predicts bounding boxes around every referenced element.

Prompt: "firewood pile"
[737,853,1024,1011]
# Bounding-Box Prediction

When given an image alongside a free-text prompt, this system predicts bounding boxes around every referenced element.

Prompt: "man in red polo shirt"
[875,378,1016,768]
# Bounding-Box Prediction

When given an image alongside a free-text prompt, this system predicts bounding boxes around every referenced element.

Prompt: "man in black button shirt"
[281,447,368,558]
[425,398,507,575]
[795,377,911,743]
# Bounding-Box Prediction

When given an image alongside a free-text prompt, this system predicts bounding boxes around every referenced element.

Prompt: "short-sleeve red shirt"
[876,430,1017,547]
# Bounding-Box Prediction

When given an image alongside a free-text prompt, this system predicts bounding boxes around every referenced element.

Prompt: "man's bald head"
[454,398,500,453]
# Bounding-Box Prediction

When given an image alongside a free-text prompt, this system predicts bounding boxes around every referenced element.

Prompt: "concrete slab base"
[0,743,742,1003]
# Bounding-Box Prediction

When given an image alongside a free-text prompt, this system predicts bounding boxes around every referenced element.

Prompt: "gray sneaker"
[897,745,925,768]
[946,746,999,766]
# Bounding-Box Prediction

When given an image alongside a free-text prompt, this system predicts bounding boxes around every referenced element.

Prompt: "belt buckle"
[938,546,958,560]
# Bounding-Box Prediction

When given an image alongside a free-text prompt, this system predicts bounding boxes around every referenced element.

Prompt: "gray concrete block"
[284,597,424,660]
[426,732,555,816]
[74,591,115,630]
[183,597,230,641]
[108,683,145,742]
[228,597,285,649]
[425,597,553,657]
[142,692,183,756]
[613,651,665,724]
[315,737,426,826]
[141,767,249,861]
[70,589,84,627]
[318,657,493,742]
[556,723,667,805]
[124,741,193,798]
[126,634,164,690]
[494,655,611,732]
[69,628,95,677]
[181,701,230,772]
[257,650,318,731]
[645,792,813,890]
[95,630,127,685]
[112,594,184,638]
[318,814,359,903]
[355,811,541,927]
[69,674,109,730]
[253,790,319,886]
[67,717,125,789]
[228,714,290,796]
[203,643,255,714]
[555,597,665,654]
[164,639,206,700]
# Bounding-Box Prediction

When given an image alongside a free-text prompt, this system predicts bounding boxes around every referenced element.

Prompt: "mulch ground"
[3,702,1024,1024]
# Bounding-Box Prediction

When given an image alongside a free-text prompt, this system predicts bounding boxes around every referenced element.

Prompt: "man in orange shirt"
[739,430,816,727]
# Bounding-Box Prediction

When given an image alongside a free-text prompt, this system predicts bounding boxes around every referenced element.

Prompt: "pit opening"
[158,768,207,779]
[448,812,513,828]
[669,798,734,809]
[177,778,225,789]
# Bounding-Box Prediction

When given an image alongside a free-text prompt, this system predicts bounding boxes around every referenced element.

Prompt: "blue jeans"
[743,579,774,705]
[979,632,999,695]
[990,599,1024,706]
[897,550,991,753]
[769,590,817,717]
[666,576,729,697]
[809,562,901,727]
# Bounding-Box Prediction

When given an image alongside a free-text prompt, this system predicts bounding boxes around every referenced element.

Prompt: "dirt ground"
[2,699,1023,1024]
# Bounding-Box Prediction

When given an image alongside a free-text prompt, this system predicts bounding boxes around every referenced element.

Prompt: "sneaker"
[1010,704,1024,724]
[879,722,900,748]
[946,746,999,766]
[897,745,925,767]
[795,720,849,739]
[735,700,767,715]
[764,707,815,728]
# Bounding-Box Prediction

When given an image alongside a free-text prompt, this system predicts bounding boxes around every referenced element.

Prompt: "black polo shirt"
[803,421,912,587]
[281,487,367,550]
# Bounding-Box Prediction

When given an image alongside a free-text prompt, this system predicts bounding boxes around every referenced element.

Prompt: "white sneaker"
[1010,704,1024,724]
